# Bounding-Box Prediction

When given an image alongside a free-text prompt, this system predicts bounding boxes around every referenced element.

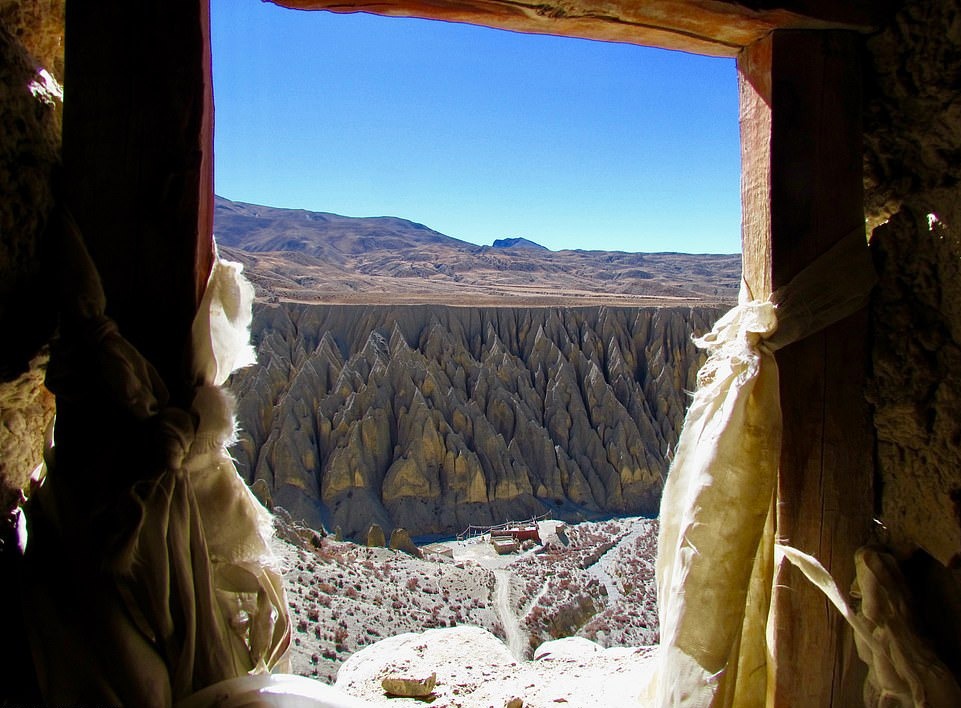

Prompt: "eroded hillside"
[228,304,718,538]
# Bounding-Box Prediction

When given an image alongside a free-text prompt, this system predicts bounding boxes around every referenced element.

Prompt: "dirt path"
[445,520,568,661]
[520,579,549,618]
[583,519,648,603]
[493,568,527,660]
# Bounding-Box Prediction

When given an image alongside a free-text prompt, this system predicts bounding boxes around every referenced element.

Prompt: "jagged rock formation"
[228,303,718,539]
[388,528,422,558]
[366,524,386,547]
[250,478,273,509]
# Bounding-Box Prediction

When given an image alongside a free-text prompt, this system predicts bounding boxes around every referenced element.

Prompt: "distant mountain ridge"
[492,237,549,251]
[214,195,474,257]
[213,195,741,306]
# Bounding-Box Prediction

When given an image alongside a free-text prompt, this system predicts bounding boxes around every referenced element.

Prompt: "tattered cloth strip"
[654,227,891,708]
[176,673,371,708]
[776,545,961,707]
[187,251,290,676]
[654,295,780,708]
[21,214,289,707]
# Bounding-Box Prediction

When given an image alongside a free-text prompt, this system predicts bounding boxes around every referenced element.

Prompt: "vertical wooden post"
[739,30,873,707]
[62,0,215,402]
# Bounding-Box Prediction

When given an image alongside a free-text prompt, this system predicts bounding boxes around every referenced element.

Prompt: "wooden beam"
[272,0,886,57]
[738,33,772,299]
[739,30,873,706]
[62,0,215,403]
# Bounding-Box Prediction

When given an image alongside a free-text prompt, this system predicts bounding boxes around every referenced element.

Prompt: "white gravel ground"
[335,626,658,708]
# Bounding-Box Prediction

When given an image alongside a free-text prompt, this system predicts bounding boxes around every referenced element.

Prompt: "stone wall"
[864,0,961,567]
[860,0,961,671]
[0,0,63,515]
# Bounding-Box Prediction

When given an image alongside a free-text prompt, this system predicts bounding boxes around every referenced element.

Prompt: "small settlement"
[490,522,542,554]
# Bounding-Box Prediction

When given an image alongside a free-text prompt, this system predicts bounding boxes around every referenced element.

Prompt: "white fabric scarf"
[654,228,961,708]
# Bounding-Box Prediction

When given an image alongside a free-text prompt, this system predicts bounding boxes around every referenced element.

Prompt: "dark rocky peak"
[492,237,549,251]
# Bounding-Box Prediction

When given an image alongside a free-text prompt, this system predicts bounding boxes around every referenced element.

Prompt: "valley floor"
[271,515,659,690]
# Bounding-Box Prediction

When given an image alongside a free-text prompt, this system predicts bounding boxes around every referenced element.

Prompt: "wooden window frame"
[61,2,878,704]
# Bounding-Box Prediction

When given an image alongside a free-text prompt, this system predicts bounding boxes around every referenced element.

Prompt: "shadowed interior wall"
[860,2,961,675]
[863,0,961,577]
[0,0,62,516]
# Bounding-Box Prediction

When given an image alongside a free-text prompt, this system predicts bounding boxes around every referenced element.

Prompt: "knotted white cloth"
[22,215,289,706]
[653,227,960,707]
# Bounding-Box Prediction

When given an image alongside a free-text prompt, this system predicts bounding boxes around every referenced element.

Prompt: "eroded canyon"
[228,303,719,539]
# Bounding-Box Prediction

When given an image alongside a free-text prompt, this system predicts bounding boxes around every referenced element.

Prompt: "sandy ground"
[493,568,526,660]
[335,626,659,708]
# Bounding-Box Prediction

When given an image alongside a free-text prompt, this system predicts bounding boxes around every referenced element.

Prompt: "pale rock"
[388,527,422,558]
[533,636,603,661]
[381,672,436,698]
[366,523,386,548]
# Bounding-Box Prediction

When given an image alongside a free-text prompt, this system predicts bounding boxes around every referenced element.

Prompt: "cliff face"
[228,304,718,538]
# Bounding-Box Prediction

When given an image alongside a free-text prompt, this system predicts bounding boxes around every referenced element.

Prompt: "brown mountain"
[214,195,471,257]
[214,196,741,307]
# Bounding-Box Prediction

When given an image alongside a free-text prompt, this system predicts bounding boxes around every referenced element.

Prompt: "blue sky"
[211,0,741,253]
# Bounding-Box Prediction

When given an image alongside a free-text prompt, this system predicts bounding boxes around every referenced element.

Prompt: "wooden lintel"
[738,30,873,707]
[62,1,215,402]
[272,0,886,56]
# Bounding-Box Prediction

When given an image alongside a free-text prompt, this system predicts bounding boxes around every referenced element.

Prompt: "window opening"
[210,0,741,687]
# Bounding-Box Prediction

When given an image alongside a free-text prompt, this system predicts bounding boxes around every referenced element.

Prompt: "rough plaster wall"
[864,0,961,566]
[863,0,961,226]
[0,0,62,515]
[0,0,64,78]
[869,199,961,565]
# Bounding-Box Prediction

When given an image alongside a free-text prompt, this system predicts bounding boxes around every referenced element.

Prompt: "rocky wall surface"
[0,0,64,78]
[228,304,719,538]
[864,0,961,569]
[0,1,62,515]
[869,197,961,566]
[863,0,961,227]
